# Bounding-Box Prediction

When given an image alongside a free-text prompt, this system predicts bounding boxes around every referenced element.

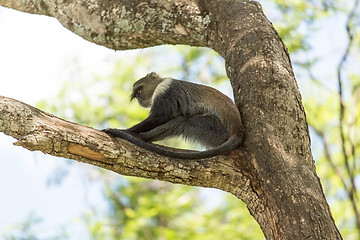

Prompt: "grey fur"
[103,72,245,159]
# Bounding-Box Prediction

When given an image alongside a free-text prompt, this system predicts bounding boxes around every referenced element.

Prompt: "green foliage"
[82,178,263,240]
[304,83,360,238]
[302,43,360,240]
[37,55,149,128]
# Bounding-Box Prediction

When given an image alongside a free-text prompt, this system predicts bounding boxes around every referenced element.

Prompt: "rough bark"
[0,0,342,239]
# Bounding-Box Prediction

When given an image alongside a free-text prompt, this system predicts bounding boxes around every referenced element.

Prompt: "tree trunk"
[0,0,342,239]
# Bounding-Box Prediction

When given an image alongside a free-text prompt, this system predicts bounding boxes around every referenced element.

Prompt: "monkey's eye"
[137,88,143,95]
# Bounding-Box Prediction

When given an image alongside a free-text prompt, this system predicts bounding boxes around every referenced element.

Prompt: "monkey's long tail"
[103,129,243,159]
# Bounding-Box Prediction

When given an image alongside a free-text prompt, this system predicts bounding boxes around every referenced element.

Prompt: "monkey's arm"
[127,114,167,134]
[128,96,180,134]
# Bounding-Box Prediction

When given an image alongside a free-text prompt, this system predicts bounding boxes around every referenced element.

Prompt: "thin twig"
[336,0,360,232]
[312,126,349,193]
[312,126,360,233]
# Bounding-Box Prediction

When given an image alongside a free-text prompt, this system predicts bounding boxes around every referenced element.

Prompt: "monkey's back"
[152,79,243,147]
[175,80,242,127]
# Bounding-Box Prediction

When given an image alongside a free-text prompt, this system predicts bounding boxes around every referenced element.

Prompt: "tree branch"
[0,0,211,50]
[0,95,260,207]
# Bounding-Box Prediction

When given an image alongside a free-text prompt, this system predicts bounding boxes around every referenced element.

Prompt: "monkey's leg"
[139,116,186,142]
[182,113,229,148]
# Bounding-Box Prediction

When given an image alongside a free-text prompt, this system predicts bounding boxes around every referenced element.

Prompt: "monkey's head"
[130,72,163,108]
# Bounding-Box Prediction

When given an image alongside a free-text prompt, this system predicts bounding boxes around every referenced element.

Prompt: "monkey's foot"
[102,128,142,139]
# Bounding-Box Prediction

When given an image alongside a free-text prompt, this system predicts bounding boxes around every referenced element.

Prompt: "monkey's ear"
[148,72,159,78]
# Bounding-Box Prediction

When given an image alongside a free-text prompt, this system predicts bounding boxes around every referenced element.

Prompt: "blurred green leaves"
[82,178,263,240]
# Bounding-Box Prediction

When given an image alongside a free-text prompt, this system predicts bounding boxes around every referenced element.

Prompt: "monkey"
[102,72,245,159]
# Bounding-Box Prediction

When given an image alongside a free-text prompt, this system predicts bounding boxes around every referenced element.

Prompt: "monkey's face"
[131,84,153,108]
[130,73,162,108]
